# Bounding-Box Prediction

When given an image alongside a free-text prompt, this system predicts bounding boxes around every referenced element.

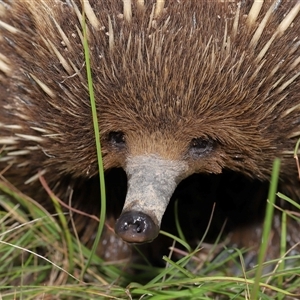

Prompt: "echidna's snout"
[115,211,159,243]
[115,155,188,244]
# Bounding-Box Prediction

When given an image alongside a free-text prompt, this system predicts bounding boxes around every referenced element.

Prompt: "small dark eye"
[108,131,126,147]
[189,138,213,157]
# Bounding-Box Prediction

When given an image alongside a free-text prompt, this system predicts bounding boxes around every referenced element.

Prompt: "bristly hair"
[0,0,299,194]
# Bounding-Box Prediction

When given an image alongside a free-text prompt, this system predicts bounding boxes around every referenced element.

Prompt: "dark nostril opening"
[115,211,159,244]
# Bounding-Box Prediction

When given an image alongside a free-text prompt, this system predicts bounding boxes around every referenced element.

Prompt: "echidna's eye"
[108,131,126,147]
[189,138,213,157]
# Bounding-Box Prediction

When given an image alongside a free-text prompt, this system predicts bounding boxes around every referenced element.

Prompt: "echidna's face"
[101,107,228,243]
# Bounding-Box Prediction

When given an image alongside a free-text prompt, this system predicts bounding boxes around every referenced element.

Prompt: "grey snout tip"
[115,211,159,243]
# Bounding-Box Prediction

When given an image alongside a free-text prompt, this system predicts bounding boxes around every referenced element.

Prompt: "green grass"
[0,160,299,299]
[81,3,107,277]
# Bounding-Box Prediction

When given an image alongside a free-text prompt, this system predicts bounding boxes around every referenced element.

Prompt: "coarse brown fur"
[0,0,300,264]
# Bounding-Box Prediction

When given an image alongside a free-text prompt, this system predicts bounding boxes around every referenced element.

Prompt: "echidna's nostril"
[115,211,159,243]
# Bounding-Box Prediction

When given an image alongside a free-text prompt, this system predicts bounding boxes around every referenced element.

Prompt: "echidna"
[0,0,299,262]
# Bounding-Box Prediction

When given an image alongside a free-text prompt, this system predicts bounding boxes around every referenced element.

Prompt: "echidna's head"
[1,0,299,244]
[98,1,300,243]
[102,63,265,243]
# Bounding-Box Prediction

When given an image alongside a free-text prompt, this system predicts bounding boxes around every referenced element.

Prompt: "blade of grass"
[159,230,191,252]
[81,2,106,275]
[277,211,286,300]
[174,200,187,244]
[277,192,300,210]
[250,158,280,299]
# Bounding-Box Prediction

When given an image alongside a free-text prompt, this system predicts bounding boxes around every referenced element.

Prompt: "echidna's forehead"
[97,68,237,139]
[100,98,193,141]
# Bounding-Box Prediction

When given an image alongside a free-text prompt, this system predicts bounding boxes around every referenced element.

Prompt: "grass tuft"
[1,156,299,299]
